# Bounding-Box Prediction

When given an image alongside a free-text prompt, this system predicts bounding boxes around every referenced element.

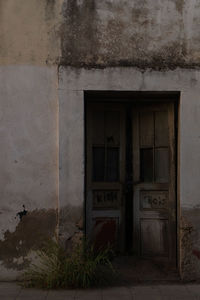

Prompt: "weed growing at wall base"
[21,239,116,289]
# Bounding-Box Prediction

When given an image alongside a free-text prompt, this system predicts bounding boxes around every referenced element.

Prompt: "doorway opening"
[85,91,179,281]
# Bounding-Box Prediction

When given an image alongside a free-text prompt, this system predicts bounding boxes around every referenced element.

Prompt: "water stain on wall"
[60,0,200,70]
[0,209,57,270]
[60,0,99,67]
[45,0,56,20]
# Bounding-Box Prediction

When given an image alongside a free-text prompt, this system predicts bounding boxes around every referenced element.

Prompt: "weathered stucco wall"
[0,66,58,279]
[59,88,84,248]
[3,0,200,68]
[0,0,61,279]
[61,0,200,69]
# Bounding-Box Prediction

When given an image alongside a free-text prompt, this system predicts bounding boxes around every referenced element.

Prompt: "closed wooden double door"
[86,101,176,266]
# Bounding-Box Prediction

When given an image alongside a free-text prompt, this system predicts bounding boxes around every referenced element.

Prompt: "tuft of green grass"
[21,239,116,289]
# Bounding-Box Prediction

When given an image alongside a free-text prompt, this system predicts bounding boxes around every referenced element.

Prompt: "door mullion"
[125,105,133,252]
[153,112,155,182]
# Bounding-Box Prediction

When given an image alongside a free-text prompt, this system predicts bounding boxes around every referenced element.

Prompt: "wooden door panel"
[140,219,169,256]
[92,110,105,144]
[133,103,176,265]
[140,111,154,147]
[140,148,154,182]
[92,217,119,250]
[86,103,125,251]
[105,111,120,146]
[155,111,169,147]
[140,190,168,210]
[155,148,169,183]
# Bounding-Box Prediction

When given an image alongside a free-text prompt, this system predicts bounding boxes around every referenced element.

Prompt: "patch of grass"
[21,239,117,289]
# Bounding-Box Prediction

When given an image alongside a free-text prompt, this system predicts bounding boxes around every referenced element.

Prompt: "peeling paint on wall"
[0,209,57,270]
[59,204,83,250]
[60,0,99,67]
[16,205,28,221]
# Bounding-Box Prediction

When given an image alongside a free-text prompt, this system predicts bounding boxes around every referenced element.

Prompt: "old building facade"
[0,0,200,281]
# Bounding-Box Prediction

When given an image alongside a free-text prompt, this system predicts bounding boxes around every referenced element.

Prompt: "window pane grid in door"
[139,110,169,183]
[92,109,120,182]
[92,147,105,182]
[140,148,154,182]
[106,147,119,182]
[155,147,169,183]
[92,146,120,182]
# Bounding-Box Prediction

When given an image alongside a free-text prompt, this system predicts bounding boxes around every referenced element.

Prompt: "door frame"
[84,91,179,270]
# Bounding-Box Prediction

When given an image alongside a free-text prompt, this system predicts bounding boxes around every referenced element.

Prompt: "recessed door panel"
[86,103,125,251]
[133,103,176,265]
[140,219,169,256]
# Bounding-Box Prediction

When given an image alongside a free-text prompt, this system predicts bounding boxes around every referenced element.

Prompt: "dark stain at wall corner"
[60,0,100,67]
[58,56,200,72]
[173,0,185,14]
[58,0,200,71]
[45,0,56,21]
[59,18,199,71]
[0,209,57,270]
